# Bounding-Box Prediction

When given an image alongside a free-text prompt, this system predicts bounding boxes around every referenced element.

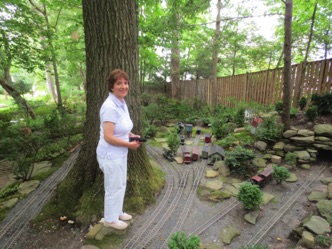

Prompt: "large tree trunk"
[56,0,158,224]
[293,1,317,108]
[211,0,221,108]
[282,0,293,130]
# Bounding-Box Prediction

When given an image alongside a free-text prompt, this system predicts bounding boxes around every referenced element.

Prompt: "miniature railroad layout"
[0,148,80,249]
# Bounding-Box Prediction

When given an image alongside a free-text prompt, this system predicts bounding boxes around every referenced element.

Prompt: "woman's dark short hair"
[106,69,129,92]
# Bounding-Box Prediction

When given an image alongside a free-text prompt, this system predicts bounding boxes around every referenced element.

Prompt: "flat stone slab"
[205,180,223,190]
[262,192,275,205]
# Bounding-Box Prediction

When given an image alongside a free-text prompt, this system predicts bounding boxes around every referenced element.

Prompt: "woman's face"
[112,76,129,100]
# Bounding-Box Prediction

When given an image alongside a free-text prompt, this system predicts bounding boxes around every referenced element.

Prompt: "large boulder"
[244,210,260,224]
[300,231,315,249]
[205,180,223,190]
[297,129,315,137]
[308,191,327,202]
[18,180,40,196]
[254,141,267,151]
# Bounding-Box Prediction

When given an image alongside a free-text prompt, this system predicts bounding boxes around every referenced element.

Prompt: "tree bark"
[293,1,317,108]
[56,0,158,224]
[282,0,293,130]
[211,0,222,108]
[46,63,57,102]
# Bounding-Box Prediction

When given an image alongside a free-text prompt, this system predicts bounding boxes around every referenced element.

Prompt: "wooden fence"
[171,58,332,107]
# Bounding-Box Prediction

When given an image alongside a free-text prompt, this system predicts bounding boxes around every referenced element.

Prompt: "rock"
[300,164,311,170]
[220,224,240,244]
[283,144,304,152]
[313,143,332,151]
[275,150,285,157]
[314,124,332,138]
[315,136,331,142]
[234,127,246,133]
[205,180,223,190]
[86,224,103,239]
[31,161,52,177]
[154,137,167,143]
[303,215,331,235]
[271,155,282,164]
[0,198,18,209]
[327,183,332,199]
[300,231,315,249]
[317,200,332,225]
[262,192,275,205]
[294,151,311,161]
[254,141,267,151]
[159,126,169,133]
[307,191,327,202]
[283,130,298,138]
[273,141,286,151]
[290,136,315,144]
[297,129,314,137]
[215,161,230,177]
[321,177,332,184]
[174,157,183,164]
[222,185,239,196]
[244,210,260,224]
[18,180,40,196]
[206,170,219,178]
[286,173,297,182]
[252,157,267,168]
[263,154,273,159]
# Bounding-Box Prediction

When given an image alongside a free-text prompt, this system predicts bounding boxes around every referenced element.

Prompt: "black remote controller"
[129,137,147,142]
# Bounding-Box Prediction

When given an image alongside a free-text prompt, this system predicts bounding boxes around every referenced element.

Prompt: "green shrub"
[299,96,307,110]
[285,152,297,167]
[237,182,263,210]
[224,146,256,177]
[305,105,318,121]
[311,92,332,115]
[168,231,200,249]
[275,101,283,114]
[211,119,235,139]
[272,165,291,184]
[255,115,283,143]
[290,107,298,118]
[232,107,245,127]
[315,234,331,247]
[167,130,180,155]
[144,124,158,138]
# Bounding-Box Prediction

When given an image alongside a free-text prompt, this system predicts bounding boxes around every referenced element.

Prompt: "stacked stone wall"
[279,124,332,164]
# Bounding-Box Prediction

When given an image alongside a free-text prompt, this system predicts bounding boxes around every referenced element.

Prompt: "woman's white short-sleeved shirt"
[96,93,133,159]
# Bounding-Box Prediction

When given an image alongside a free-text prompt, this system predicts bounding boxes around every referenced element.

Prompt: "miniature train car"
[204,133,212,143]
[249,165,274,188]
[192,146,199,161]
[183,148,192,164]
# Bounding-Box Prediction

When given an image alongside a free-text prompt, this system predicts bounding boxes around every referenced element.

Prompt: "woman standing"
[96,69,142,230]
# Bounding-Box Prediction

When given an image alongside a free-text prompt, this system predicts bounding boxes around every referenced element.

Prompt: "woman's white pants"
[97,155,127,223]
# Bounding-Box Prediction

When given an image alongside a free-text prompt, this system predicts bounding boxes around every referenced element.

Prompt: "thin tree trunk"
[211,0,222,108]
[46,63,57,102]
[282,0,293,130]
[293,1,317,108]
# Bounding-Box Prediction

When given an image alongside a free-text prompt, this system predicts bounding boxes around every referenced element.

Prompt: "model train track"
[246,162,327,246]
[124,134,206,249]
[122,146,182,249]
[0,148,80,249]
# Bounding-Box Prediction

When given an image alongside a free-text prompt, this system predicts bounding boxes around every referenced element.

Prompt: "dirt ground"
[5,113,332,249]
